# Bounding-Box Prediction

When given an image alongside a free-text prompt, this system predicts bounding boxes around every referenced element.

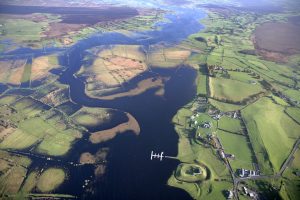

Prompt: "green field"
[242,97,300,173]
[71,106,111,129]
[175,163,207,182]
[0,96,83,156]
[0,151,32,197]
[209,98,243,112]
[21,59,32,84]
[209,77,264,103]
[218,130,254,170]
[0,19,47,42]
[285,107,300,124]
[37,168,66,192]
[170,105,231,199]
[168,3,300,199]
[218,116,243,134]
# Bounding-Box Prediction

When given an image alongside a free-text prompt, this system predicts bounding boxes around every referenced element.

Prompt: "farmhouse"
[202,121,212,128]
[227,190,233,199]
[219,150,225,159]
[212,114,222,120]
[238,169,259,177]
[225,153,235,159]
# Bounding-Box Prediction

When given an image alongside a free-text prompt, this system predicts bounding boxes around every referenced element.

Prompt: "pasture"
[242,97,300,173]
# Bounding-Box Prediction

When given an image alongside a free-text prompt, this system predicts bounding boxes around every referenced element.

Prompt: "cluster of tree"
[210,91,267,106]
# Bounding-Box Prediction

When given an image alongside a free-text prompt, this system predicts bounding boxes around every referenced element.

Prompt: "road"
[278,138,300,175]
[216,137,300,200]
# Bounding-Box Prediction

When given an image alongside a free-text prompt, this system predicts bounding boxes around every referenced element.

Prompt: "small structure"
[227,190,233,199]
[233,112,238,119]
[192,167,202,176]
[219,150,225,159]
[238,169,259,178]
[225,154,235,159]
[202,121,212,128]
[213,114,222,120]
[249,192,255,198]
[243,186,248,194]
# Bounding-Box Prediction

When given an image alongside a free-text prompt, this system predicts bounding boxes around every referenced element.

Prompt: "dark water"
[0,5,139,25]
[1,6,205,200]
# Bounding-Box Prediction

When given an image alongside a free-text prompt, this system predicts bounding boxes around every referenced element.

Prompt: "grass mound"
[37,168,66,192]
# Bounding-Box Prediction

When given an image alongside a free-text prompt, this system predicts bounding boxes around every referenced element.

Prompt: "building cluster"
[242,186,258,199]
[238,168,259,178]
[208,108,240,120]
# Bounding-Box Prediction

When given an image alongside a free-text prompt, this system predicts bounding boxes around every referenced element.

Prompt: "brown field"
[80,45,191,98]
[89,113,140,144]
[94,164,106,177]
[80,152,96,164]
[80,148,109,164]
[45,22,86,38]
[147,46,191,67]
[253,22,300,61]
[0,3,138,40]
[78,45,148,93]
[40,87,69,106]
[0,127,15,141]
[31,55,59,81]
[94,77,166,100]
[0,151,31,195]
[0,59,27,85]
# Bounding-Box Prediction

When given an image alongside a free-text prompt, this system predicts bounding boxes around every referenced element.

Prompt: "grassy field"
[0,151,31,197]
[169,105,232,199]
[199,181,233,200]
[196,66,208,96]
[218,130,254,170]
[21,171,39,193]
[242,97,300,173]
[209,77,264,102]
[0,96,83,156]
[37,168,66,192]
[192,113,218,136]
[21,59,32,84]
[209,98,243,112]
[169,4,300,199]
[175,163,207,182]
[285,107,300,124]
[0,18,47,43]
[0,59,27,86]
[71,106,110,129]
[218,116,243,134]
[281,147,300,200]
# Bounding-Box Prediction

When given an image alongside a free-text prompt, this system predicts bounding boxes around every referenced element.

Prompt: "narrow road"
[278,138,300,175]
[236,138,300,182]
[215,137,239,200]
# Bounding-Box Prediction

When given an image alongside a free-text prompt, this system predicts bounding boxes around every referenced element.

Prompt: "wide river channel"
[5,6,205,200]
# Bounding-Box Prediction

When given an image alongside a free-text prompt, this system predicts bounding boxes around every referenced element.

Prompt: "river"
[3,6,205,200]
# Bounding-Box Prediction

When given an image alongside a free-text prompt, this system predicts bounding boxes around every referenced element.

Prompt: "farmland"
[242,97,300,173]
[0,2,166,50]
[78,44,192,99]
[1,0,300,199]
[168,1,300,199]
[209,77,264,103]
